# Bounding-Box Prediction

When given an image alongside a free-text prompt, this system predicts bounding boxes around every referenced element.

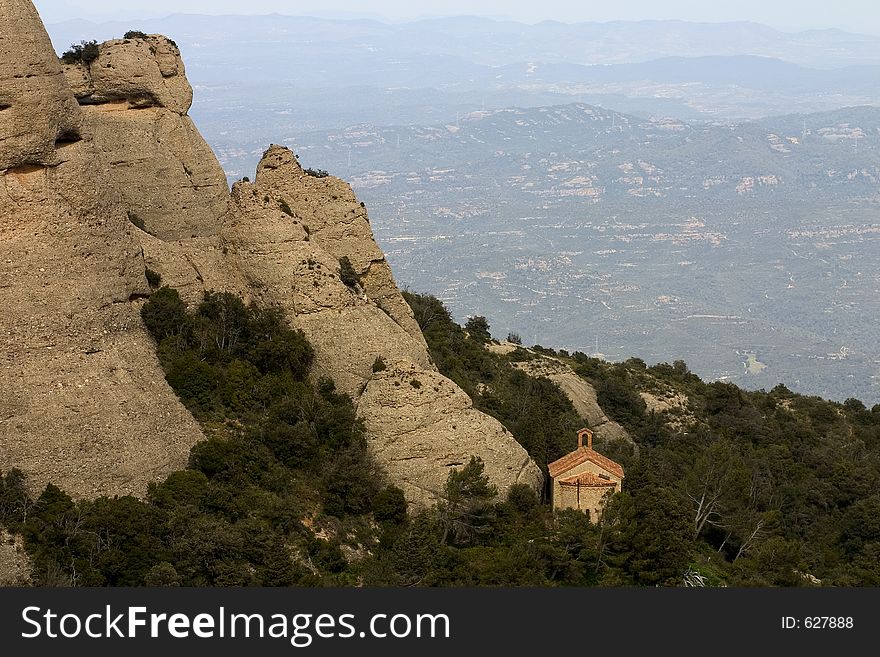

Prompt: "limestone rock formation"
[231,147,432,396]
[357,361,544,507]
[640,389,694,430]
[1,3,543,507]
[0,0,82,170]
[62,35,228,240]
[63,36,192,113]
[221,150,542,503]
[139,233,237,306]
[253,146,427,347]
[513,357,635,448]
[0,3,205,498]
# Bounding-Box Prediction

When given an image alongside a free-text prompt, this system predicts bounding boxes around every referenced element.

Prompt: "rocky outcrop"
[1,3,542,508]
[235,146,431,396]
[513,357,635,448]
[234,149,542,505]
[0,4,205,498]
[640,389,694,430]
[62,35,228,240]
[357,360,544,507]
[63,36,192,113]
[0,0,82,170]
[253,146,427,347]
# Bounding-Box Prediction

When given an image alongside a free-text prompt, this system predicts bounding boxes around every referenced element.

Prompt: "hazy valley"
[45,15,880,404]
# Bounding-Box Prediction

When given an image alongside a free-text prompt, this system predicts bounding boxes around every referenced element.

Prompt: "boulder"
[63,36,228,240]
[357,360,544,508]
[0,0,82,170]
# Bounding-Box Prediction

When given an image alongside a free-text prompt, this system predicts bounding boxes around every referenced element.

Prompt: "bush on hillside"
[61,40,99,65]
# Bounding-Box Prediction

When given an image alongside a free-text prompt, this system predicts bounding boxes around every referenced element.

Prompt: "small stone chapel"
[548,428,624,521]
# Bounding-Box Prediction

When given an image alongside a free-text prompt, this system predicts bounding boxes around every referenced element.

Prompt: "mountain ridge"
[0,0,542,505]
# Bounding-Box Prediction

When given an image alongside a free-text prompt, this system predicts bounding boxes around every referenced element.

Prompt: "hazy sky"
[32,0,880,35]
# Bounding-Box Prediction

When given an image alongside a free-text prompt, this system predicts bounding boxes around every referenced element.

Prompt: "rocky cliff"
[62,34,229,240]
[0,1,542,506]
[0,0,205,498]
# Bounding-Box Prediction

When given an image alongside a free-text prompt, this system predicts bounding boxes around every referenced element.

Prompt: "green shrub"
[248,329,313,379]
[465,316,491,343]
[61,40,100,65]
[124,30,148,40]
[373,485,408,525]
[145,562,180,586]
[166,353,220,411]
[141,287,187,341]
[322,439,380,517]
[372,356,387,373]
[148,470,209,509]
[507,347,535,362]
[258,421,318,469]
[304,168,329,178]
[194,291,250,355]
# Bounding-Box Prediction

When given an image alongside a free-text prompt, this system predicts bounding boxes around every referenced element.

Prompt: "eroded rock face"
[62,36,228,240]
[2,4,542,507]
[0,5,205,499]
[222,178,431,398]
[0,126,206,499]
[63,36,192,113]
[254,146,427,347]
[357,361,545,508]
[139,232,238,306]
[226,149,543,506]
[0,0,82,170]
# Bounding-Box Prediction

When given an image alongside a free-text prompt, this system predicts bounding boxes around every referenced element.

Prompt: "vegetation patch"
[1,289,878,587]
[61,40,99,65]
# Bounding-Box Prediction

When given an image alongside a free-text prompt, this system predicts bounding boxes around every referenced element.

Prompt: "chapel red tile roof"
[558,472,617,487]
[548,446,625,480]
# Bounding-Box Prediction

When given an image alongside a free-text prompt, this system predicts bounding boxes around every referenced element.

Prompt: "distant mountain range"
[274,104,880,405]
[46,15,880,69]
[280,103,880,205]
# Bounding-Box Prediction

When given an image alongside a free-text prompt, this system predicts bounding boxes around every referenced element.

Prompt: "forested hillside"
[1,289,878,586]
[402,291,880,586]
